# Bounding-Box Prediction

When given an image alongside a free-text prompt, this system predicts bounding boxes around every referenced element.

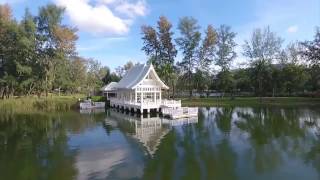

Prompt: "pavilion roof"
[115,63,169,89]
[101,82,118,92]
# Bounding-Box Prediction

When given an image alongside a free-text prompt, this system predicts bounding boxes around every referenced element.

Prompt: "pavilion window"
[137,93,141,103]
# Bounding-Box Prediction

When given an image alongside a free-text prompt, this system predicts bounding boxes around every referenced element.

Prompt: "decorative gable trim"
[132,64,169,90]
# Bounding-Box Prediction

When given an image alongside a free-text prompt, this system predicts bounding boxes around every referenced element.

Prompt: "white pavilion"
[103,63,181,113]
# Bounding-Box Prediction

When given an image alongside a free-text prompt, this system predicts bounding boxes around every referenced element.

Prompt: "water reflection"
[0,107,320,180]
[105,110,198,156]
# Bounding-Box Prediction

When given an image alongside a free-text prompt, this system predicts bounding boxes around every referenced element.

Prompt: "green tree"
[115,61,134,78]
[69,57,87,93]
[176,17,201,97]
[102,67,120,85]
[86,59,108,95]
[243,27,282,97]
[277,43,309,95]
[301,27,320,92]
[215,25,237,95]
[216,70,234,96]
[141,16,177,88]
[35,4,66,96]
[198,25,217,72]
[141,25,159,64]
[215,25,237,71]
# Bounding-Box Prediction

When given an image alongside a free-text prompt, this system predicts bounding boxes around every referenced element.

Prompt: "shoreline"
[1,96,319,115]
[181,97,320,107]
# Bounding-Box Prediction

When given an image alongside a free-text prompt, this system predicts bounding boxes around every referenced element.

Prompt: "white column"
[141,91,144,104]
[134,89,137,103]
[154,91,156,103]
[159,90,162,103]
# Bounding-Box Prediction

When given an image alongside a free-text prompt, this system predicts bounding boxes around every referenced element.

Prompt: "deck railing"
[109,98,181,107]
[162,107,198,118]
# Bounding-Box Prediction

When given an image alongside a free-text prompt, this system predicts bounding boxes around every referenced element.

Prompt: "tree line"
[140,16,320,97]
[0,4,115,98]
[1,3,319,99]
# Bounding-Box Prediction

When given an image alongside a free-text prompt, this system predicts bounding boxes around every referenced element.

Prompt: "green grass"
[0,94,85,114]
[181,97,320,107]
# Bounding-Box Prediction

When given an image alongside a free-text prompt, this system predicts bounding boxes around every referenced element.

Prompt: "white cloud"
[115,0,147,17]
[287,25,298,33]
[53,0,147,36]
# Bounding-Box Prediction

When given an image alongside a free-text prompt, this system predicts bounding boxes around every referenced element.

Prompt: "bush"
[90,96,106,102]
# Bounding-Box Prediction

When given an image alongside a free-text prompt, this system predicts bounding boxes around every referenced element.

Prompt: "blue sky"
[1,0,320,70]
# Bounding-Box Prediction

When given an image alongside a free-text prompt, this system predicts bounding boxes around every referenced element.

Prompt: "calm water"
[0,107,320,180]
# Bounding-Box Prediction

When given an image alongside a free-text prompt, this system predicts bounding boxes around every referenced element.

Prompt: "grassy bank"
[0,95,85,114]
[181,97,320,107]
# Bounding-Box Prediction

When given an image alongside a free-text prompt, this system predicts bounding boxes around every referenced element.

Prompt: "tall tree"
[86,59,108,95]
[18,9,38,95]
[141,16,177,87]
[0,3,12,22]
[243,26,282,97]
[198,25,217,73]
[69,57,87,93]
[215,25,237,95]
[215,25,237,71]
[176,17,201,97]
[35,4,65,96]
[0,4,19,98]
[102,67,120,85]
[141,25,159,64]
[301,27,320,66]
[35,4,78,96]
[301,27,320,92]
[156,16,177,86]
[193,25,217,95]
[115,61,134,78]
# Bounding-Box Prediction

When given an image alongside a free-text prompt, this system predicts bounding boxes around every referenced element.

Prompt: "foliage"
[175,17,201,96]
[141,16,177,91]
[1,4,320,100]
[215,25,237,71]
[243,27,283,97]
[0,4,111,99]
[301,27,320,66]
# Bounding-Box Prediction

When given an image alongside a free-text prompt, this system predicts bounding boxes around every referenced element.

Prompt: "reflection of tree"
[0,113,79,180]
[305,142,320,177]
[235,107,305,145]
[142,107,238,180]
[215,107,234,134]
[142,131,178,180]
[103,123,114,136]
[234,107,320,174]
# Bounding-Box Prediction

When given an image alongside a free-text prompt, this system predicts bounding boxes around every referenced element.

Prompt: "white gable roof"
[101,82,118,92]
[115,63,169,89]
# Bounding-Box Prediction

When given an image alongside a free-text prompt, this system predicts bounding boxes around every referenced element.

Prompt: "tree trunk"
[0,87,4,99]
[171,82,175,99]
[272,87,275,97]
[259,76,262,102]
[45,75,48,97]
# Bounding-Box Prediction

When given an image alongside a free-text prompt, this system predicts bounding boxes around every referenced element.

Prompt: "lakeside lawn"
[1,96,320,115]
[0,94,85,114]
[181,97,320,107]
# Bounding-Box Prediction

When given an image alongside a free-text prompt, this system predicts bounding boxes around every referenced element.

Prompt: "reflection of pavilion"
[105,110,198,156]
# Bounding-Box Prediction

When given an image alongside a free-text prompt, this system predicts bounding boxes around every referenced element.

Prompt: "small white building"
[103,63,181,113]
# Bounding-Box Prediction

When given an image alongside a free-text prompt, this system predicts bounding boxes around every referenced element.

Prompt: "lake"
[0,106,319,180]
